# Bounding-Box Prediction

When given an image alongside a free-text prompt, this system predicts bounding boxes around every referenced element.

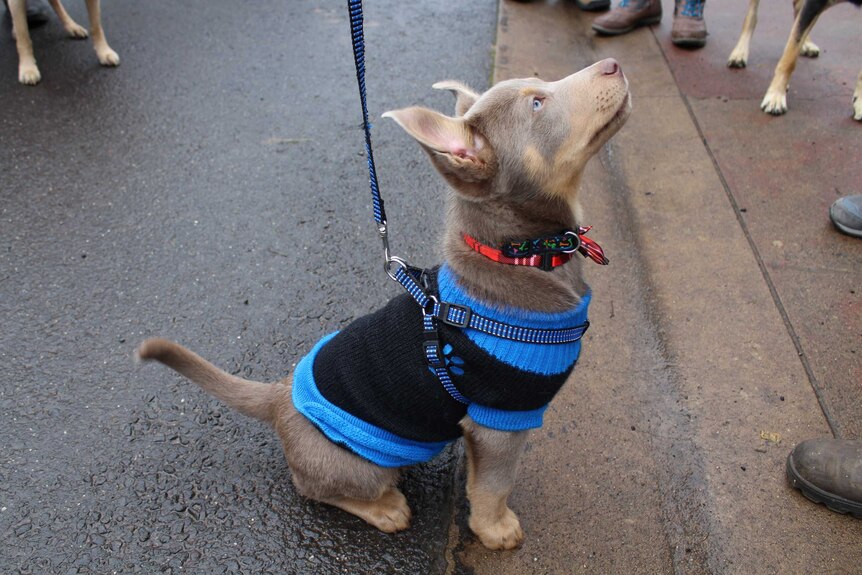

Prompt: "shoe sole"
[786,452,862,519]
[575,0,611,11]
[592,15,661,36]
[671,36,707,48]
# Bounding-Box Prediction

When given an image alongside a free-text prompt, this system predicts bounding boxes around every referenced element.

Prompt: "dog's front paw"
[801,40,820,58]
[18,63,41,85]
[470,507,524,550]
[727,48,748,69]
[853,95,862,121]
[65,22,89,39]
[761,90,788,116]
[97,47,120,67]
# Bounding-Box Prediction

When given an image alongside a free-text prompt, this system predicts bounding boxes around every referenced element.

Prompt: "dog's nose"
[599,58,620,76]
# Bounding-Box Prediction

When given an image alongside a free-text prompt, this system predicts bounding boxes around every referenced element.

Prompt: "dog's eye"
[531,97,544,112]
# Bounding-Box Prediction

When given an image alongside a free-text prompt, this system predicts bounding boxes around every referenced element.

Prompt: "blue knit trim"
[468,403,548,431]
[292,333,451,468]
[437,264,589,375]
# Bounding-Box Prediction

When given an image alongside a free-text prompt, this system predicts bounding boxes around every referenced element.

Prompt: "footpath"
[449,1,862,573]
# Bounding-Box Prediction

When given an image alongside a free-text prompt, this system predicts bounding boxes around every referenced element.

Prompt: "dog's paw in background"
[96,45,120,67]
[761,88,788,115]
[51,3,89,39]
[469,507,524,550]
[800,38,820,58]
[64,21,89,38]
[727,42,750,68]
[18,61,41,85]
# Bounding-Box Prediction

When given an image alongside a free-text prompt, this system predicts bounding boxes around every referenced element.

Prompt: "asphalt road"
[0,1,496,573]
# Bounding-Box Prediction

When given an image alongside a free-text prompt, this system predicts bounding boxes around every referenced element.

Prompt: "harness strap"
[391,265,590,345]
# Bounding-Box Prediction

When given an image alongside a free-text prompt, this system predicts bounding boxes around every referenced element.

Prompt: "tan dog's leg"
[761,12,820,115]
[84,0,119,66]
[461,417,529,550]
[793,0,820,57]
[853,70,862,121]
[274,405,411,533]
[728,0,760,68]
[319,489,412,533]
[9,0,41,85]
[47,0,88,38]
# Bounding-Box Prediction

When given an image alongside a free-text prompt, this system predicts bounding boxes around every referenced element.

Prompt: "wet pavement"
[0,1,494,573]
[2,0,861,574]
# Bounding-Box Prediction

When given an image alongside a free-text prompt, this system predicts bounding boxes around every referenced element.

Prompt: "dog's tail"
[136,338,278,425]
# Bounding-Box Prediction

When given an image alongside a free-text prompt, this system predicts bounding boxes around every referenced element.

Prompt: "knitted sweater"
[292,264,591,467]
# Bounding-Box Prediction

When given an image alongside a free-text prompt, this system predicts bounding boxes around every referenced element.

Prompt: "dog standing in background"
[8,0,119,85]
[727,0,862,119]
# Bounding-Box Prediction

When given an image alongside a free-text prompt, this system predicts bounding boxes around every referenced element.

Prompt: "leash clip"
[378,222,391,262]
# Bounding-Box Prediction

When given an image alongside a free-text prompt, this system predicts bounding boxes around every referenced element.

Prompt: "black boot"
[786,438,862,519]
[4,0,50,28]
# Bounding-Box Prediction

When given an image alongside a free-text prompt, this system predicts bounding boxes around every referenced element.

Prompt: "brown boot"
[592,0,662,36]
[671,0,707,47]
[786,438,862,519]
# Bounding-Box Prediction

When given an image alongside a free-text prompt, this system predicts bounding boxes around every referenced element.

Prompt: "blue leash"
[347,0,393,269]
[345,0,589,405]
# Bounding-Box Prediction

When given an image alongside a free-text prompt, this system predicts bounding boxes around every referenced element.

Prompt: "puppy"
[727,0,862,119]
[137,58,630,550]
[9,0,119,85]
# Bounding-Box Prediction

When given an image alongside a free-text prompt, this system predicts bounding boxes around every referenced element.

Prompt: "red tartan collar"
[463,227,608,271]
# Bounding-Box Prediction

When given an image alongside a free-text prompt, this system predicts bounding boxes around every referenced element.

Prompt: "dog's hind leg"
[793,0,821,57]
[728,0,760,68]
[8,0,40,84]
[461,417,529,550]
[853,70,862,121]
[46,0,88,39]
[275,407,411,533]
[318,489,412,533]
[761,2,823,115]
[83,0,119,66]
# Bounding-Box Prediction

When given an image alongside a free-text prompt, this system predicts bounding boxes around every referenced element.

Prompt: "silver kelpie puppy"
[138,58,630,550]
[728,0,862,118]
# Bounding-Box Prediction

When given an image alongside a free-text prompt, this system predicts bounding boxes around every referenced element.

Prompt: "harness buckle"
[437,302,473,329]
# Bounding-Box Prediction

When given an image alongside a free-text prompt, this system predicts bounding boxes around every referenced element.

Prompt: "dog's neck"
[443,192,588,314]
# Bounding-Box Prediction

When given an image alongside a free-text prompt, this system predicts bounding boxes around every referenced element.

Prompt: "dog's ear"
[432,80,480,116]
[383,107,496,199]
